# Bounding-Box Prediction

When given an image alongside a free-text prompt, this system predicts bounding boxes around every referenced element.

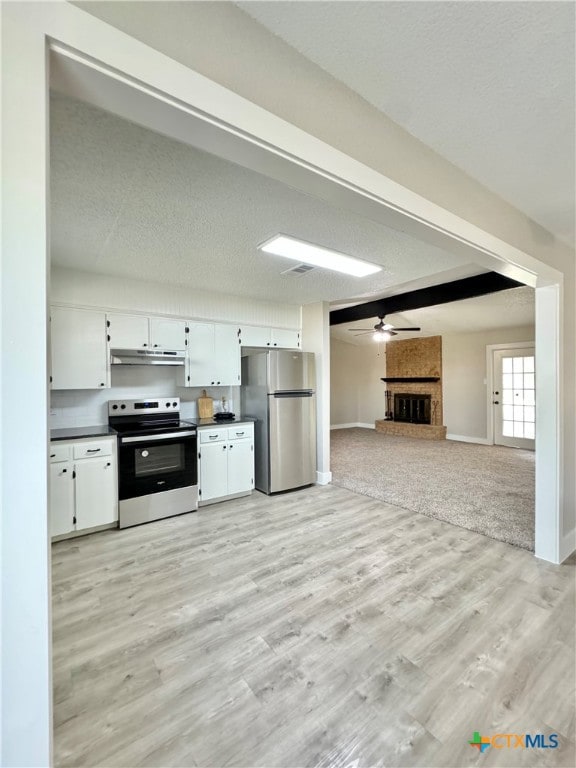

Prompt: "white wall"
[330,338,386,427]
[443,326,535,441]
[301,302,331,483]
[51,266,301,328]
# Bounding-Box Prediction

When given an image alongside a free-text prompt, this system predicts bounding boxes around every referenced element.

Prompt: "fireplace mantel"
[380,377,440,383]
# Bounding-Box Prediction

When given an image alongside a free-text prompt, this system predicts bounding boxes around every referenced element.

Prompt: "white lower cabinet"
[49,437,118,539]
[198,424,254,505]
[49,462,75,537]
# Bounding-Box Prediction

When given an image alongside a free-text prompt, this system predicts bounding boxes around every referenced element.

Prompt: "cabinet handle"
[86,448,101,453]
[209,435,218,440]
[99,383,105,387]
[143,343,148,347]
[223,445,227,450]
[217,381,221,385]
[106,462,111,467]
[153,344,158,348]
[50,453,56,458]
[235,432,245,437]
[229,444,233,450]
[62,468,67,473]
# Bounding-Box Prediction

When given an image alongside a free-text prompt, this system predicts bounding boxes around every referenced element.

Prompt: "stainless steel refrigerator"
[241,350,316,494]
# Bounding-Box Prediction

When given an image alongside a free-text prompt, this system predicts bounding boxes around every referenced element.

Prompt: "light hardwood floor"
[52,484,575,768]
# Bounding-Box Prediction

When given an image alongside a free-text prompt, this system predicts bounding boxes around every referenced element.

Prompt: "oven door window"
[119,434,197,500]
[135,444,184,477]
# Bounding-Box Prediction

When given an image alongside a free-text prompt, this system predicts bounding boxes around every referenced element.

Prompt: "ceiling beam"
[329,272,524,326]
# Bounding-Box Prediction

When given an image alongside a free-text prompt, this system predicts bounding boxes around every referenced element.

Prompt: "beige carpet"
[330,428,535,550]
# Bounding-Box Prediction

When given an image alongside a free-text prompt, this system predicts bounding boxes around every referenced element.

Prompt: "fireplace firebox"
[394,393,431,424]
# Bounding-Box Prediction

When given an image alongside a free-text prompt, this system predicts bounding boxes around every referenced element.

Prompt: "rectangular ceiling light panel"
[259,235,382,278]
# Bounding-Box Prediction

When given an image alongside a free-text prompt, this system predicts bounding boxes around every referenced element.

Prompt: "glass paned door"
[493,348,535,450]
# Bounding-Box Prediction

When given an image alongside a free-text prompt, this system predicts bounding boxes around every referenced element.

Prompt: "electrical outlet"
[49,408,57,416]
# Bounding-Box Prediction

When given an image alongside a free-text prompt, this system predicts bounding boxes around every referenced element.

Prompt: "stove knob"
[166,402,171,408]
[112,404,118,410]
[120,404,126,410]
[173,401,177,407]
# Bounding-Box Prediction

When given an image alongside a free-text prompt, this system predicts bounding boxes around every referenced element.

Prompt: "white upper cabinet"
[185,323,240,387]
[186,323,215,386]
[149,317,188,350]
[239,325,300,349]
[107,313,149,349]
[107,313,187,350]
[239,325,272,348]
[271,328,300,349]
[51,307,109,390]
[214,324,241,386]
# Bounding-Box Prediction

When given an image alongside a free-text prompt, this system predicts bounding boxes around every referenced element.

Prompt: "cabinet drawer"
[49,444,71,463]
[227,425,254,441]
[199,428,227,444]
[73,440,113,460]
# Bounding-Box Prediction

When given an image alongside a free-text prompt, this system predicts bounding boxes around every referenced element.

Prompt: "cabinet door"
[271,328,301,349]
[107,313,149,349]
[214,324,241,386]
[149,317,187,351]
[51,307,109,390]
[49,462,75,537]
[239,325,271,347]
[75,457,118,530]
[227,439,254,495]
[199,442,229,501]
[186,323,215,386]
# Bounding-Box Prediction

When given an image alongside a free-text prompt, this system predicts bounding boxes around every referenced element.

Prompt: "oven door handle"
[121,430,196,444]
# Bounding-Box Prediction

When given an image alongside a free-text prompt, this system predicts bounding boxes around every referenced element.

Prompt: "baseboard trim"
[331,423,375,430]
[316,471,332,485]
[560,528,576,563]
[447,433,491,446]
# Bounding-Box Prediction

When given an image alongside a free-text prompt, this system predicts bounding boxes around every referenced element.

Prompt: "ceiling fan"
[348,316,421,339]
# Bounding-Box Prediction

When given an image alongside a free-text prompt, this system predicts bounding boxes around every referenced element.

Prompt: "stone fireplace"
[375,335,447,440]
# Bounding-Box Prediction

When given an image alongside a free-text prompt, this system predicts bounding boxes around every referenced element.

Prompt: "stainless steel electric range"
[109,397,198,528]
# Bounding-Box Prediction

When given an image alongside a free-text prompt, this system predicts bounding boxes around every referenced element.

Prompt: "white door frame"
[1,3,572,766]
[486,341,536,446]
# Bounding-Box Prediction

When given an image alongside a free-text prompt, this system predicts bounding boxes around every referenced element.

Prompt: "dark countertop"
[196,417,256,427]
[51,425,117,442]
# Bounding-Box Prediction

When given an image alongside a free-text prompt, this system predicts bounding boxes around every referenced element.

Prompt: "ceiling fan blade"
[352,331,374,336]
[392,327,421,332]
[348,328,375,332]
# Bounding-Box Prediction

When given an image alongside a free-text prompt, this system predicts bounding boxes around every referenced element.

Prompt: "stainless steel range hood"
[110,349,185,366]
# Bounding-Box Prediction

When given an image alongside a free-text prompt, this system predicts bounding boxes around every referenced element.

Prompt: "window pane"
[524,373,534,389]
[525,422,535,439]
[524,389,535,406]
[503,373,513,389]
[513,422,524,438]
[523,356,535,373]
[524,406,535,423]
[503,405,514,420]
[503,421,514,437]
[513,357,523,373]
[503,390,513,404]
[503,357,513,373]
[513,405,524,421]
[513,373,524,388]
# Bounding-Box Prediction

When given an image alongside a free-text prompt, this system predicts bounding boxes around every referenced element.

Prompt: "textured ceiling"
[239,1,575,245]
[331,287,535,346]
[50,93,474,305]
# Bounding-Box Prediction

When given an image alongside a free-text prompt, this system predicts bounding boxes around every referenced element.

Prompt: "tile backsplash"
[50,366,238,428]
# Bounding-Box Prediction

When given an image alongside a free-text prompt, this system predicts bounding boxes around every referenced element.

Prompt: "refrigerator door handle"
[272,390,315,398]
